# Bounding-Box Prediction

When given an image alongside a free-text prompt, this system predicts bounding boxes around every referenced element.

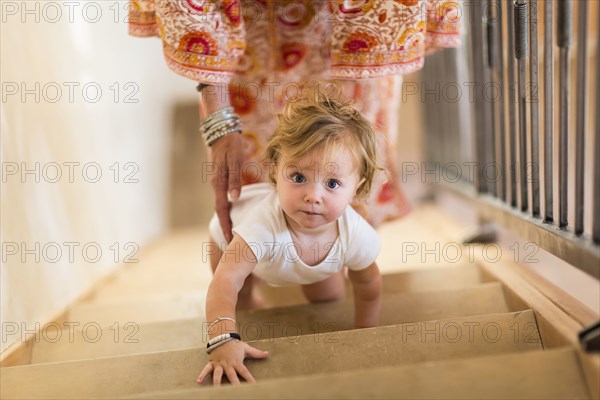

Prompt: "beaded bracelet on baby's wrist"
[206,332,241,354]
[207,332,241,348]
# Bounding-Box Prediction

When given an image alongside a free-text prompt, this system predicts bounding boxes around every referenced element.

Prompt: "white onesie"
[209,183,381,286]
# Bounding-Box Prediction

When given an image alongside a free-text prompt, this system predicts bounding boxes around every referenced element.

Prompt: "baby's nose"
[304,186,322,204]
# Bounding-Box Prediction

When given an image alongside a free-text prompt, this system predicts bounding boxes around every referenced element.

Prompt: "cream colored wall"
[0,2,196,356]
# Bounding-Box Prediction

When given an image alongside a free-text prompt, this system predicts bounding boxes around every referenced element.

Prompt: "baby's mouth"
[302,210,320,216]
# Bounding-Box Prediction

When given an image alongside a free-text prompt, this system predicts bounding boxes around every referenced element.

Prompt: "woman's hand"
[199,84,244,244]
[209,132,244,244]
[197,340,269,385]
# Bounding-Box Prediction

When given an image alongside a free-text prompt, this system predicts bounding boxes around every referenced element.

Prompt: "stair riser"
[258,266,483,307]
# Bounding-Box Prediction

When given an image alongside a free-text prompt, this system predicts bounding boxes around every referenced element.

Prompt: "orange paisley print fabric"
[129,0,461,226]
[129,0,460,82]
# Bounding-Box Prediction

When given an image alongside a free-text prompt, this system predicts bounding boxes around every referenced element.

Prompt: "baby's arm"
[348,262,382,328]
[197,235,268,385]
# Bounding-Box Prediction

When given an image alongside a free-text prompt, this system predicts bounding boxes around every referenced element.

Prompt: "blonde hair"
[265,82,384,199]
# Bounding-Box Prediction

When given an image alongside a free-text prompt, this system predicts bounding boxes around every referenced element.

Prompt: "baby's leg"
[207,238,263,310]
[301,272,346,303]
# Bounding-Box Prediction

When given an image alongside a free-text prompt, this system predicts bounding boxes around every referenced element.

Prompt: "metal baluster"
[529,0,540,217]
[496,0,507,202]
[506,0,518,207]
[438,54,448,168]
[557,0,572,229]
[543,0,554,223]
[575,0,588,236]
[487,0,498,197]
[514,0,529,212]
[594,6,600,244]
[482,0,493,193]
[471,0,487,193]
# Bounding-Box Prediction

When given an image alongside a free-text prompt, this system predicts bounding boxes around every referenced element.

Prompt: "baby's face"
[276,147,362,233]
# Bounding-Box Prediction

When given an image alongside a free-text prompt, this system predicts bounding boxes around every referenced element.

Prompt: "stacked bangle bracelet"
[199,106,242,146]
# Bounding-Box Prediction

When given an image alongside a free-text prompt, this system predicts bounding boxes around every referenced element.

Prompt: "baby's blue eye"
[326,179,341,189]
[291,173,306,183]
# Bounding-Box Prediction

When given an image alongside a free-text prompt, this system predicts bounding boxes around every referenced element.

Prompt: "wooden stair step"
[240,281,507,340]
[1,311,541,399]
[65,291,207,327]
[30,283,508,364]
[129,347,590,400]
[257,264,484,307]
[61,265,484,328]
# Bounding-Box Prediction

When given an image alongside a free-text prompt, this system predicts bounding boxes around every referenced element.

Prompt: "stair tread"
[128,347,590,400]
[31,283,507,364]
[64,265,484,327]
[257,264,483,307]
[65,291,207,327]
[2,311,541,399]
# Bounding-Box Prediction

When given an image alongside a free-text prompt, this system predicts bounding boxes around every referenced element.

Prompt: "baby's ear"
[354,178,366,195]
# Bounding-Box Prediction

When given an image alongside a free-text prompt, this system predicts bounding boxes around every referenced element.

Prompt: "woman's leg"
[208,238,262,310]
[301,271,346,303]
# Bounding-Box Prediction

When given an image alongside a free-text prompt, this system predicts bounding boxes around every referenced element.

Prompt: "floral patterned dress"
[129,0,460,227]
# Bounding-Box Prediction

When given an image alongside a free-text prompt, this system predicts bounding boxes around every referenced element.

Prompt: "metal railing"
[422,0,600,278]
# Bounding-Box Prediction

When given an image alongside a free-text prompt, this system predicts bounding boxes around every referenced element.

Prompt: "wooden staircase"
[1,209,599,399]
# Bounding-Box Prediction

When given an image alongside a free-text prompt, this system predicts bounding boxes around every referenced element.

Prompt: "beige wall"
[0,2,196,356]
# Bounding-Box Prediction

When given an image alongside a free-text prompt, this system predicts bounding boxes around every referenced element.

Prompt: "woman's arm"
[199,84,244,244]
[347,262,382,328]
[198,235,268,385]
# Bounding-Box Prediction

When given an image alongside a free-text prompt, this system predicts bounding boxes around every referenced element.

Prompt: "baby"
[197,87,383,385]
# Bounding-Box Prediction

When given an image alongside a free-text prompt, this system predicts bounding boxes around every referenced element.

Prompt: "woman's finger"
[215,197,233,243]
[210,133,242,244]
[225,144,242,201]
[196,363,214,384]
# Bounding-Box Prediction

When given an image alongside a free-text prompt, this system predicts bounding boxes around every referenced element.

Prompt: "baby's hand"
[196,340,269,385]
